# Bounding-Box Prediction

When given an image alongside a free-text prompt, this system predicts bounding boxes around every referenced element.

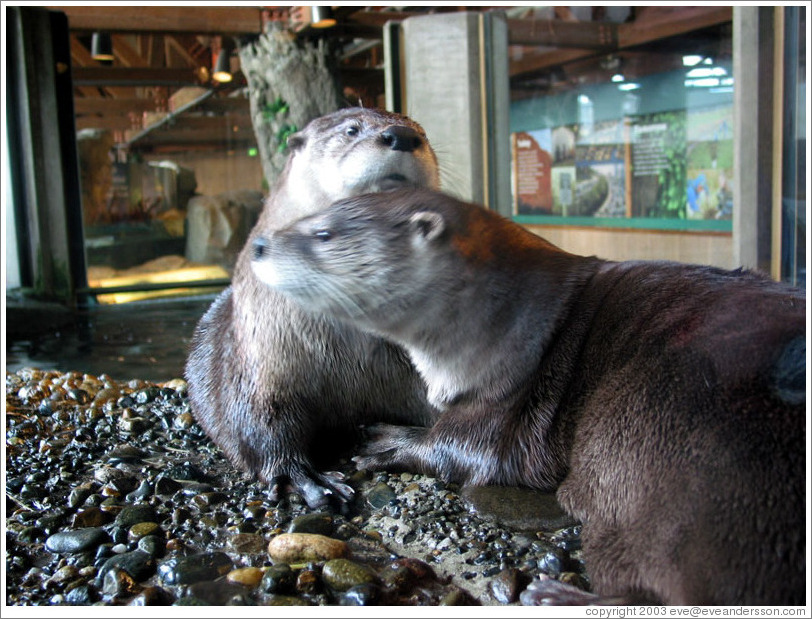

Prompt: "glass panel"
[780,6,806,287]
[73,33,261,303]
[509,17,734,233]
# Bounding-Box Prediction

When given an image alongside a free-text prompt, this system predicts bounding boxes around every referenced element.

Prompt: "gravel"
[5,367,589,606]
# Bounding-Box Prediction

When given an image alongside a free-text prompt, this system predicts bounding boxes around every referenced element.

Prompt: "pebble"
[114,505,158,528]
[287,512,333,535]
[267,533,348,564]
[228,533,267,555]
[45,527,109,554]
[5,367,588,607]
[322,558,378,591]
[158,552,233,586]
[261,563,296,594]
[226,567,265,588]
[367,481,397,509]
[97,550,156,584]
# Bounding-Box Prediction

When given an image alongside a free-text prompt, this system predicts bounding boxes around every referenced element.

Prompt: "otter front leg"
[354,411,509,486]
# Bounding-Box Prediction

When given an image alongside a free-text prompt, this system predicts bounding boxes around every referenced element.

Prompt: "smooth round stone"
[72,507,110,528]
[97,550,156,584]
[260,563,295,594]
[265,594,310,606]
[339,583,380,606]
[321,558,378,592]
[128,521,160,542]
[226,567,264,588]
[114,505,157,528]
[65,585,94,605]
[45,527,109,554]
[102,568,139,597]
[158,552,233,586]
[187,580,253,605]
[366,481,397,509]
[489,567,526,604]
[267,533,347,564]
[137,535,166,557]
[192,491,227,509]
[228,533,267,555]
[286,513,333,536]
[129,586,171,606]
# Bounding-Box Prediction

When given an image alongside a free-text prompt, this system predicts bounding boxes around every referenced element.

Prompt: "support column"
[6,7,86,304]
[733,6,777,273]
[397,12,511,214]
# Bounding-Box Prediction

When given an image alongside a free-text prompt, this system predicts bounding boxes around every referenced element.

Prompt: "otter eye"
[314,229,332,242]
[346,125,360,137]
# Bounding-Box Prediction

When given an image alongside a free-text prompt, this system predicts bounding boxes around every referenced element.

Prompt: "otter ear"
[408,211,445,243]
[287,132,305,151]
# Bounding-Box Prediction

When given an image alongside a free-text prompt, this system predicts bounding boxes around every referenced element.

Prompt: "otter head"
[252,188,459,336]
[278,108,440,224]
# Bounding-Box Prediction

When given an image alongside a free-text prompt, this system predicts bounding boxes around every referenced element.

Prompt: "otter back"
[260,188,806,605]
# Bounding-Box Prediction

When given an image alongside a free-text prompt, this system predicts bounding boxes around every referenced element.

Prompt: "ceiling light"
[311,6,337,28]
[91,32,114,62]
[213,50,233,83]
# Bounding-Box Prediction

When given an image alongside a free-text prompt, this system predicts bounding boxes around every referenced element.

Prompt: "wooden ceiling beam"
[509,5,732,78]
[74,98,162,114]
[51,6,263,35]
[506,18,617,49]
[72,67,205,87]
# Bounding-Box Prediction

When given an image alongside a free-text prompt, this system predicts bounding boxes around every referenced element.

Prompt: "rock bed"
[5,368,588,606]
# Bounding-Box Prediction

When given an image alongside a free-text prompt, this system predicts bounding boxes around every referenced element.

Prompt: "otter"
[254,187,806,605]
[185,109,441,508]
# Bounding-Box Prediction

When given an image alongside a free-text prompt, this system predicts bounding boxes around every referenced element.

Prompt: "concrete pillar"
[6,7,86,303]
[733,6,777,273]
[396,11,511,215]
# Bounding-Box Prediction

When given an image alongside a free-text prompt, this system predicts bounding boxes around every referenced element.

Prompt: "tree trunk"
[238,24,343,189]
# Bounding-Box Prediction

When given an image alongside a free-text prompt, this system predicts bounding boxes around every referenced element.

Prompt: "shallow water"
[4,294,216,383]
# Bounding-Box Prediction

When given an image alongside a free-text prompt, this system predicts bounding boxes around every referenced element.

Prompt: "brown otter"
[254,187,806,605]
[185,109,441,508]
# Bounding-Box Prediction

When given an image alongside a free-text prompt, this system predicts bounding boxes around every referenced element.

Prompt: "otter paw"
[352,423,425,471]
[520,574,600,606]
[268,469,354,509]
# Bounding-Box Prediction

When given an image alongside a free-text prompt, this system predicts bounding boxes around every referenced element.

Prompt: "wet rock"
[260,563,296,594]
[114,505,157,528]
[489,567,527,604]
[322,558,378,592]
[158,552,233,586]
[339,583,381,605]
[45,527,109,554]
[228,533,267,555]
[267,533,347,564]
[129,586,173,606]
[97,550,156,584]
[188,580,253,605]
[367,481,397,509]
[65,585,95,605]
[136,535,165,558]
[227,567,264,588]
[287,512,333,536]
[128,521,161,542]
[72,507,111,528]
[462,486,579,532]
[295,568,320,595]
[102,568,140,597]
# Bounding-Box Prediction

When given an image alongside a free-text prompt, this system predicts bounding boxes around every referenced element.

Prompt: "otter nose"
[381,125,422,152]
[252,237,270,261]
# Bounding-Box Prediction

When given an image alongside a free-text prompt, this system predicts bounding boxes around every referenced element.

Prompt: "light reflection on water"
[5,295,217,383]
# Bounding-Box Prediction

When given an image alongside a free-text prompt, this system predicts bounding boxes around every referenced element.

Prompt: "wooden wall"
[525,225,736,269]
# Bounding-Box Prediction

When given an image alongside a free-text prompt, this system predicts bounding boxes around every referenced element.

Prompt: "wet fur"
[185,110,440,507]
[261,188,807,605]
